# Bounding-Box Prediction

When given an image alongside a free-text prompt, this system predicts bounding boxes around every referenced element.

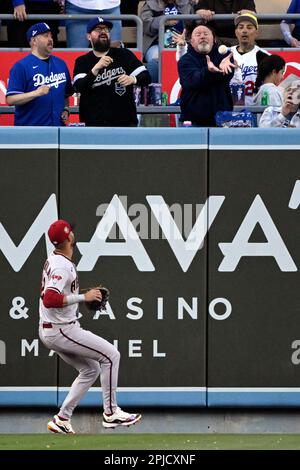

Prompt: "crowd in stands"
[1,1,300,127]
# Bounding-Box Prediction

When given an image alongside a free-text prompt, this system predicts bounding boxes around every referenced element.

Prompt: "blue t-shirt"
[6,53,73,126]
[287,0,300,27]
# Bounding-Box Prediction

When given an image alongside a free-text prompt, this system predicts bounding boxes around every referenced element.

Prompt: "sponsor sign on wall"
[0,128,207,406]
[0,128,58,404]
[2,128,300,407]
[207,129,300,405]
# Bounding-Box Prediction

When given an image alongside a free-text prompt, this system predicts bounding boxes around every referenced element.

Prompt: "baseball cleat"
[102,407,142,429]
[47,414,75,434]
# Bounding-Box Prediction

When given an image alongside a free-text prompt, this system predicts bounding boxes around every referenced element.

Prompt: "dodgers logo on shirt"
[240,64,258,81]
[33,72,67,89]
[93,67,126,87]
[115,82,126,96]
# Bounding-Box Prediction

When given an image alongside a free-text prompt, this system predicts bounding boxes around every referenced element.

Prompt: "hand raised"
[92,55,114,75]
[219,53,236,74]
[206,55,221,73]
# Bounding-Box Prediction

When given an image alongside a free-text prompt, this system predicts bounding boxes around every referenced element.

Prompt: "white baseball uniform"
[232,45,268,106]
[39,251,120,418]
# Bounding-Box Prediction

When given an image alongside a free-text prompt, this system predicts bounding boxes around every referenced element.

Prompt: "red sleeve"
[43,289,64,308]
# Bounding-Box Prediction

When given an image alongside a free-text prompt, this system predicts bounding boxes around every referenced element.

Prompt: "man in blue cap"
[73,16,151,127]
[6,22,73,126]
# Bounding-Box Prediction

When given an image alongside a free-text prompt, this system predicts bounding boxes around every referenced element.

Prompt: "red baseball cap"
[48,220,72,245]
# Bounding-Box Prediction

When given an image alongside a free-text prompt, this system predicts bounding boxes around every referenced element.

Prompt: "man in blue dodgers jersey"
[6,22,73,126]
[73,17,151,127]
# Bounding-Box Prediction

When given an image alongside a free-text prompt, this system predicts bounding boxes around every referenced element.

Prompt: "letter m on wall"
[0,194,58,272]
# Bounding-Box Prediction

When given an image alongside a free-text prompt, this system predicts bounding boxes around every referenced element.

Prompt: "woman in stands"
[253,53,286,106]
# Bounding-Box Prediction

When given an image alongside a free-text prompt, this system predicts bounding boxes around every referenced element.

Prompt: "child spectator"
[253,53,286,107]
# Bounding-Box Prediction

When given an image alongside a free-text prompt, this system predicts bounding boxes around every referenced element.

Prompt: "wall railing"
[0,14,143,51]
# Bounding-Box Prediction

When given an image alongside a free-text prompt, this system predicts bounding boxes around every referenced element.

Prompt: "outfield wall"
[1,127,300,408]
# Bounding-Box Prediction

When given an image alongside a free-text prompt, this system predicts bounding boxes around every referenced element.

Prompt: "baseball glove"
[84,286,110,312]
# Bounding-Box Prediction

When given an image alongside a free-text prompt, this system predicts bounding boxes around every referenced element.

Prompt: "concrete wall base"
[1,408,300,434]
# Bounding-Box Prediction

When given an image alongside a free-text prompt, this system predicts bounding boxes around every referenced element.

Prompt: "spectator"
[120,0,139,15]
[194,0,256,45]
[281,0,300,47]
[64,1,122,48]
[141,0,193,83]
[6,22,73,126]
[178,24,235,126]
[175,13,267,107]
[173,27,190,60]
[231,12,268,106]
[73,17,151,126]
[259,81,300,127]
[7,0,61,47]
[253,54,286,107]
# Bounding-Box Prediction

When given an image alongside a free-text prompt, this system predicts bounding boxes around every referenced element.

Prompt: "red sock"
[58,415,68,421]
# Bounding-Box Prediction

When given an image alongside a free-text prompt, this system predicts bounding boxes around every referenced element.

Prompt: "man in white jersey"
[231,12,268,106]
[39,219,141,434]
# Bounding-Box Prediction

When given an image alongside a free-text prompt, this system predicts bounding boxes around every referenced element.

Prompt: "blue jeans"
[65,1,122,48]
[145,44,159,83]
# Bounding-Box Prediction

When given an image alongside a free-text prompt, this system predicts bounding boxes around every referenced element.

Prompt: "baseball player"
[39,219,141,433]
[73,16,151,126]
[6,22,73,126]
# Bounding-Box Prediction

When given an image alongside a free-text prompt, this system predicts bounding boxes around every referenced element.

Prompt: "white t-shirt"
[68,0,120,9]
[253,83,283,107]
[259,107,300,128]
[232,45,268,106]
[39,251,79,324]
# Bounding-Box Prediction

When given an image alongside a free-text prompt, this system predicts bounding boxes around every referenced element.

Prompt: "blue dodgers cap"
[86,16,113,34]
[26,22,51,42]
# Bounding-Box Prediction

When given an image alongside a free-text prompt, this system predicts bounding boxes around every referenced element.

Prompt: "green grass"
[0,434,299,450]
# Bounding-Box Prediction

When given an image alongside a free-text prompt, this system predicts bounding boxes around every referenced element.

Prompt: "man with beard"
[40,220,142,433]
[73,17,151,127]
[6,22,73,126]
[178,24,235,126]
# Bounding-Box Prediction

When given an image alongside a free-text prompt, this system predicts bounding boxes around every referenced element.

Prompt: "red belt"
[42,321,76,328]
